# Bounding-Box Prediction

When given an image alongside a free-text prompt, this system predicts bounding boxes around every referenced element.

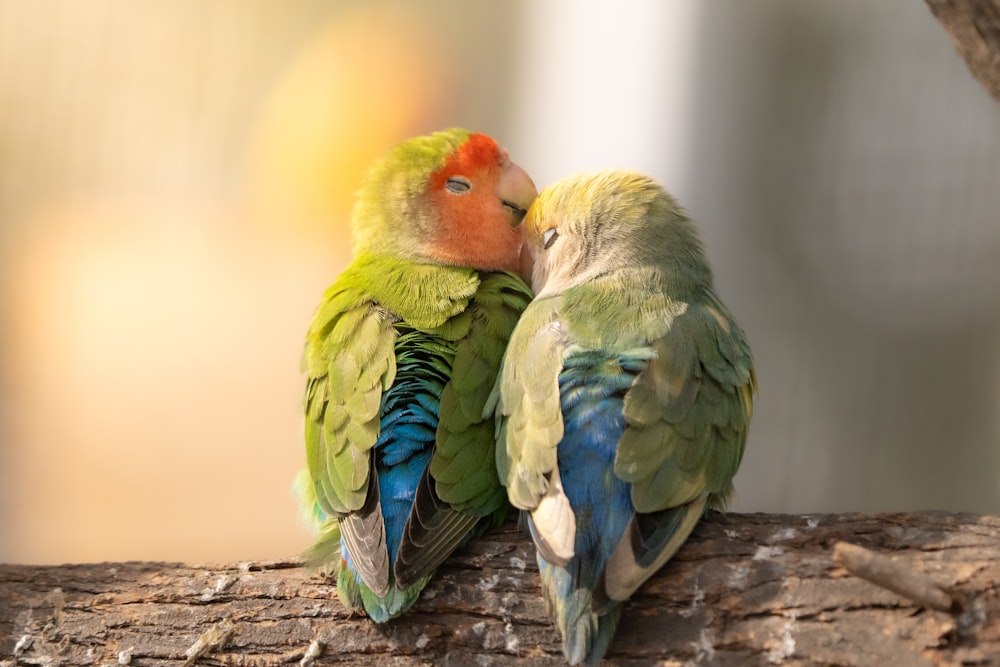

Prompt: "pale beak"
[496,161,537,227]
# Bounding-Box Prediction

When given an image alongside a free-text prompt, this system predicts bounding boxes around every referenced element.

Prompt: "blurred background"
[1,0,999,565]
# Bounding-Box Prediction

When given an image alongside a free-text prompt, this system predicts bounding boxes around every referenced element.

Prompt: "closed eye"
[542,228,559,249]
[446,176,472,194]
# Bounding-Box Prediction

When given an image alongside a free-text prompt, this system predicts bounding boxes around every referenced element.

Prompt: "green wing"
[395,271,533,587]
[300,255,484,595]
[301,269,398,593]
[303,280,398,518]
[602,290,755,601]
[491,296,568,513]
[301,255,482,514]
[615,292,755,510]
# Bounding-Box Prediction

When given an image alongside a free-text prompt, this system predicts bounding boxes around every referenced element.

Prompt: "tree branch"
[2,512,998,666]
[926,0,1000,103]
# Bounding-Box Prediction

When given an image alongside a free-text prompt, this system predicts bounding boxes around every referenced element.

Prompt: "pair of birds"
[296,128,756,665]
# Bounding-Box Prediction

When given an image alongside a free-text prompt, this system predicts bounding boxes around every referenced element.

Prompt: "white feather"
[529,466,576,565]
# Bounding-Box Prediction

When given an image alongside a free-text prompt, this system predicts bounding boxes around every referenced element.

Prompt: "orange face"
[424,133,537,274]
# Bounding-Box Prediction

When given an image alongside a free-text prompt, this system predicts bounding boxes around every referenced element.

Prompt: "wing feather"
[301,275,399,595]
[493,298,567,511]
[601,295,754,602]
[395,272,532,586]
[339,462,390,596]
[617,298,754,512]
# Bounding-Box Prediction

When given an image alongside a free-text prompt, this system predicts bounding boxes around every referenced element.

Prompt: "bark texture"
[1,512,999,666]
[926,0,1000,103]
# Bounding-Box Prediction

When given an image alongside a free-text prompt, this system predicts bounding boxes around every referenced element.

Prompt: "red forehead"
[428,133,502,189]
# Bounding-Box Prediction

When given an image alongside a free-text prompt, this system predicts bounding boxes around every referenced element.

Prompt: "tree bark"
[926,0,1000,103]
[1,512,998,666]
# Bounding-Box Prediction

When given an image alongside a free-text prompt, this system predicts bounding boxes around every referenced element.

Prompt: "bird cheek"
[531,260,549,294]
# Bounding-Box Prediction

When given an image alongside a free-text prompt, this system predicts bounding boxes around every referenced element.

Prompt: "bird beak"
[497,161,537,227]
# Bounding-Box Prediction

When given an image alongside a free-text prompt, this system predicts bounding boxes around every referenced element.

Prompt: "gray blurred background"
[1,0,998,565]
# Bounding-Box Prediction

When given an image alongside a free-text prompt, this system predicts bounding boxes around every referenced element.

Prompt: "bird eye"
[542,228,559,249]
[445,176,472,194]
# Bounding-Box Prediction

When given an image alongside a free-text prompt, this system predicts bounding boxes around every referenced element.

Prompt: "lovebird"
[490,170,755,664]
[297,129,536,622]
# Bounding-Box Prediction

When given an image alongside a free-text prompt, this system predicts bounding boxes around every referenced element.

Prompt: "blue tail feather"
[535,349,647,664]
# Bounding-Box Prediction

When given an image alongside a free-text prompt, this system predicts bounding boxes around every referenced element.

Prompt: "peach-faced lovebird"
[297,129,535,622]
[490,170,755,664]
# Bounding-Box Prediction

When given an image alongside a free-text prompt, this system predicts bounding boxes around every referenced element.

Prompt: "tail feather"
[336,565,429,623]
[597,494,707,611]
[538,557,622,666]
[586,606,622,667]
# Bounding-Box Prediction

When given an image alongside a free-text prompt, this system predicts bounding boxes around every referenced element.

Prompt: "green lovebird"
[489,170,756,665]
[297,129,536,622]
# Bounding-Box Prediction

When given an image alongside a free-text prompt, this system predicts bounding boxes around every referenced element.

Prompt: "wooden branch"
[832,541,964,614]
[2,512,998,666]
[926,0,1000,103]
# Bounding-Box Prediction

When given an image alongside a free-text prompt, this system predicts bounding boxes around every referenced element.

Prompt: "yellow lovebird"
[491,170,756,665]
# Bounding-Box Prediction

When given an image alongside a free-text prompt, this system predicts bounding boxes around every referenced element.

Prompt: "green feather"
[492,298,566,510]
[301,252,481,518]
[430,271,532,516]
